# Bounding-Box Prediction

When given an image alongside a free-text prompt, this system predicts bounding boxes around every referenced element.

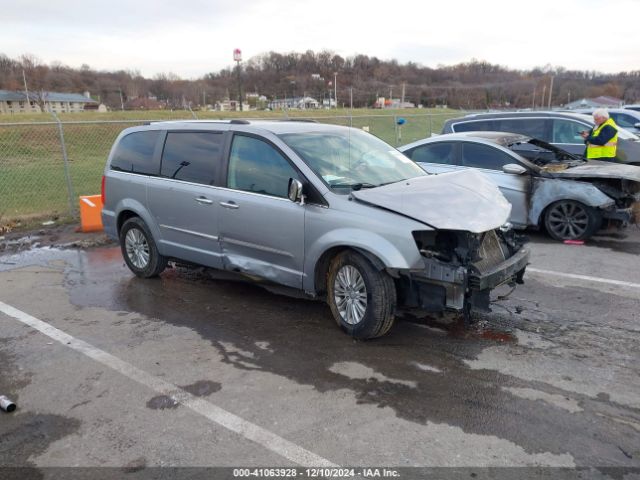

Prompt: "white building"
[0,90,99,114]
[268,96,320,110]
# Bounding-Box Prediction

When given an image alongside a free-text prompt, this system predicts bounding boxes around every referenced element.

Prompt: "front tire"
[119,217,167,278]
[327,251,396,339]
[543,200,601,241]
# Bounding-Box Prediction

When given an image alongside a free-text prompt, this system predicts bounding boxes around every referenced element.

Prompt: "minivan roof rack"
[230,119,250,124]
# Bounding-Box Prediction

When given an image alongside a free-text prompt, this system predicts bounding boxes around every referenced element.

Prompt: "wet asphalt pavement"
[0,227,639,478]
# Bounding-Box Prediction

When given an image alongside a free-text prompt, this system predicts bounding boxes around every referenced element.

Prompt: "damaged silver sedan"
[400,132,640,241]
[102,122,528,339]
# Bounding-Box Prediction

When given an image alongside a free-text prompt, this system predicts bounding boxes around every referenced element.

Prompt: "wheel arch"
[312,246,389,298]
[530,179,614,226]
[113,200,163,249]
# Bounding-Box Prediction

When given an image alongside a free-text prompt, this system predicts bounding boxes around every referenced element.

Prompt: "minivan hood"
[549,161,640,182]
[351,170,511,233]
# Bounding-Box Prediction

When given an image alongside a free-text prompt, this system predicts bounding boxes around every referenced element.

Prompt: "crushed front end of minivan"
[351,169,529,317]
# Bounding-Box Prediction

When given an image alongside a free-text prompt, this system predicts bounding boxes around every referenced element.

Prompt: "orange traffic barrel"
[79,195,104,232]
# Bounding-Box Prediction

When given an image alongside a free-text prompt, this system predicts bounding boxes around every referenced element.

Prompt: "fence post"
[51,112,77,218]
[394,115,399,146]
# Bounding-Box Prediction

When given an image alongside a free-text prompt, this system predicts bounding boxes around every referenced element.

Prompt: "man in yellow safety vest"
[580,108,618,161]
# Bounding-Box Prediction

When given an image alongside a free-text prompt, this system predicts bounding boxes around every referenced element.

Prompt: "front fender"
[303,228,423,292]
[530,179,615,225]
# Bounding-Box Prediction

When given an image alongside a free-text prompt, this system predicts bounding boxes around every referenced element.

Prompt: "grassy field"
[0,108,462,223]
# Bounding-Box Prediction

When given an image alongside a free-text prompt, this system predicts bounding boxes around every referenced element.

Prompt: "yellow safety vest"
[586,117,618,159]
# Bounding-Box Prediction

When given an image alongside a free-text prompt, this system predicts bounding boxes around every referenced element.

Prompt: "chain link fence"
[0,112,459,223]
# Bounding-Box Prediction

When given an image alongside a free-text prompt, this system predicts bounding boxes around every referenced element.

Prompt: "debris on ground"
[0,222,114,254]
[0,395,16,412]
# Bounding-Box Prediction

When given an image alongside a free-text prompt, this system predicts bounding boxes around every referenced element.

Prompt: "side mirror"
[288,178,305,204]
[634,122,640,129]
[502,163,528,175]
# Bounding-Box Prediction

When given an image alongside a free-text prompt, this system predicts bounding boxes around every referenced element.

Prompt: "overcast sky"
[2,0,638,78]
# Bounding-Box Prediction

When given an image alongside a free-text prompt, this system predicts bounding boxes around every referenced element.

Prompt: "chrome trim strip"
[223,237,294,258]
[159,224,218,241]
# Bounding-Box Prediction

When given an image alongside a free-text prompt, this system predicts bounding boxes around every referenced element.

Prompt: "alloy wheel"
[547,202,589,240]
[125,228,150,269]
[333,265,368,325]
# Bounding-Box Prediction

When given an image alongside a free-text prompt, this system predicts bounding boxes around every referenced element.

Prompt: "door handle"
[220,201,239,209]
[194,196,213,205]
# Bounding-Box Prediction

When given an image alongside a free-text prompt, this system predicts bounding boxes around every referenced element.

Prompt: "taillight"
[101,175,106,205]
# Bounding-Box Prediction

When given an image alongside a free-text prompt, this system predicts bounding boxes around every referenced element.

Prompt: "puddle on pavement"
[181,380,221,397]
[0,246,83,272]
[146,381,221,410]
[146,395,180,410]
[405,314,517,343]
[586,239,640,255]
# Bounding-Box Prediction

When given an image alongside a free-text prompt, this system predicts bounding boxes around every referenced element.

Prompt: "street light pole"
[233,48,243,112]
[334,72,337,109]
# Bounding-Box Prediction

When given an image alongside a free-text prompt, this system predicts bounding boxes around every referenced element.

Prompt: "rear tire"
[119,217,167,278]
[543,200,601,241]
[327,251,396,339]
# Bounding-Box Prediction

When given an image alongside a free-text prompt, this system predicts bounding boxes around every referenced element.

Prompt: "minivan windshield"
[279,129,426,191]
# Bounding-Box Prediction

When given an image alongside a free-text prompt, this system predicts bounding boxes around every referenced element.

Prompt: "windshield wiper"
[330,182,378,190]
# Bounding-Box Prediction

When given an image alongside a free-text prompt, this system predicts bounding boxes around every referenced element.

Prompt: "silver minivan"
[102,120,529,338]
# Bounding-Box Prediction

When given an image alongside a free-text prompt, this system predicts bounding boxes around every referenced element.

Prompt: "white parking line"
[0,301,336,468]
[527,268,640,290]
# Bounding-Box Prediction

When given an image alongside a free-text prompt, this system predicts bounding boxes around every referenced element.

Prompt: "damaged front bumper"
[602,200,640,225]
[398,242,529,314]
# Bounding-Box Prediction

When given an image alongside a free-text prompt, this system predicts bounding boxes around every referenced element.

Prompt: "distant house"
[268,96,320,110]
[0,90,99,114]
[214,99,250,112]
[564,96,624,110]
[321,98,337,109]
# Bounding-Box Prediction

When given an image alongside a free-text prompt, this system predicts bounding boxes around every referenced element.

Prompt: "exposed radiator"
[472,231,508,274]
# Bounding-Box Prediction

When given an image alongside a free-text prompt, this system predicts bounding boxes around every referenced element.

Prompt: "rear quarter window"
[160,131,224,185]
[498,119,547,139]
[405,142,456,165]
[110,130,160,175]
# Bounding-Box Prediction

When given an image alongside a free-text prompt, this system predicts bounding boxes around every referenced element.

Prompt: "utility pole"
[548,76,554,109]
[22,70,30,110]
[234,48,243,112]
[349,87,353,127]
[401,82,406,107]
[118,88,124,111]
[333,72,337,109]
[541,85,546,110]
[532,87,536,110]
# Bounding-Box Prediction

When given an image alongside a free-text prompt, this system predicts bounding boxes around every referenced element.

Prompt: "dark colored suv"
[442,111,640,165]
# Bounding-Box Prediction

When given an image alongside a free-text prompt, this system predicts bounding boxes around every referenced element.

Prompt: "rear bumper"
[101,210,118,240]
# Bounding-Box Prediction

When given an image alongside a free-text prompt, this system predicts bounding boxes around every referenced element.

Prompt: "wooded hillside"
[2,51,639,110]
